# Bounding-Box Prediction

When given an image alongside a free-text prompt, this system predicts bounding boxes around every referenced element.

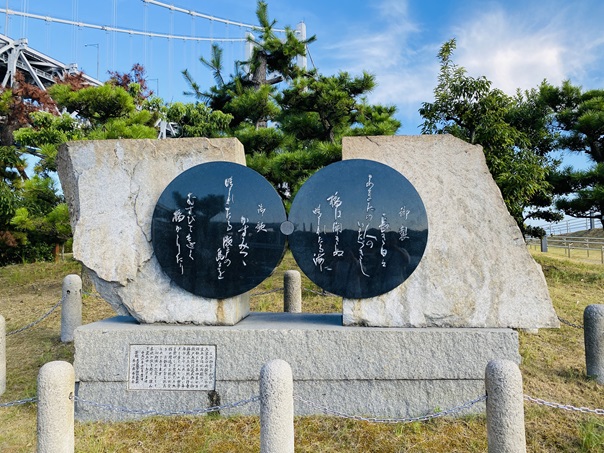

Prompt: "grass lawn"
[0,251,603,452]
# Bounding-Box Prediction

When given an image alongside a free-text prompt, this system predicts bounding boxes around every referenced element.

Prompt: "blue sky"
[3,0,604,171]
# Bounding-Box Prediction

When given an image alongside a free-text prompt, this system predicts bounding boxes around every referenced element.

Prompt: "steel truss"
[0,33,101,90]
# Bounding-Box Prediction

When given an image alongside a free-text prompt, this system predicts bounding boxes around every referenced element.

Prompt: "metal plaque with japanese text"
[128,344,216,391]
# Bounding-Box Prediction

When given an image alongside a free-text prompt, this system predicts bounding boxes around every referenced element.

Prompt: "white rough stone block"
[37,361,75,453]
[260,359,294,453]
[283,270,302,313]
[341,135,558,329]
[485,360,526,452]
[61,274,82,343]
[57,138,250,325]
[584,304,604,384]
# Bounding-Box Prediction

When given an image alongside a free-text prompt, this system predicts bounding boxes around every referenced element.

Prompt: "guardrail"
[533,218,603,236]
[527,236,604,263]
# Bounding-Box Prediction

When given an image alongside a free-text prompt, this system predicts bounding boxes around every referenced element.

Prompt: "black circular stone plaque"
[152,162,287,299]
[288,159,428,299]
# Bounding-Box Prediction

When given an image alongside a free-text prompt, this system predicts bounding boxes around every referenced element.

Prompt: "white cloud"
[321,1,417,74]
[313,0,433,113]
[302,0,604,134]
[452,4,604,93]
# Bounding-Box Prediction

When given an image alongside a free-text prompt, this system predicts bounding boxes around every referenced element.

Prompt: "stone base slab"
[74,313,520,421]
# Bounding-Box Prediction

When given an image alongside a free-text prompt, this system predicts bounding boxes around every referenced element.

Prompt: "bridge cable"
[142,0,286,33]
[0,9,247,42]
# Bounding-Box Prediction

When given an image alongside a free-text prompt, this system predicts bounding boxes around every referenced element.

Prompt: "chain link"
[72,394,260,416]
[294,394,487,424]
[524,395,604,415]
[250,288,283,297]
[249,286,337,298]
[302,287,336,297]
[557,315,584,329]
[0,396,37,407]
[6,298,63,336]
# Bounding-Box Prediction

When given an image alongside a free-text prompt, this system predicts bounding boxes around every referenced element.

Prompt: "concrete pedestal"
[74,313,520,421]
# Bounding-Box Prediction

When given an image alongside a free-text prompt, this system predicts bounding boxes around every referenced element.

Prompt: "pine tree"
[182,1,400,202]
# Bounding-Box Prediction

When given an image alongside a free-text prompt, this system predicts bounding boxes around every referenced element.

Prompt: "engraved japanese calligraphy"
[287,159,428,299]
[152,162,287,299]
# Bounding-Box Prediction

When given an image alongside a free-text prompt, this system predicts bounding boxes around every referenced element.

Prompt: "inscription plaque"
[152,162,287,299]
[287,159,428,299]
[128,344,216,390]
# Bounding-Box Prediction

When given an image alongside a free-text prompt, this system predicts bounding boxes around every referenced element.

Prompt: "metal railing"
[527,236,604,263]
[533,218,603,236]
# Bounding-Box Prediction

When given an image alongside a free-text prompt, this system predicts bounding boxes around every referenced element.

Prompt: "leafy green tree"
[6,176,69,263]
[108,63,155,107]
[419,39,560,235]
[13,111,82,173]
[5,70,160,263]
[0,71,64,262]
[164,102,232,138]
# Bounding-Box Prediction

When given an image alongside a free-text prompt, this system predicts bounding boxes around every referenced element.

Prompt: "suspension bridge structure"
[0,33,101,89]
[0,1,307,97]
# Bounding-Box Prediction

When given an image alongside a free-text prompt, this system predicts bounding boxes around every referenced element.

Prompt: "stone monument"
[59,135,556,421]
[341,135,558,329]
[58,138,250,325]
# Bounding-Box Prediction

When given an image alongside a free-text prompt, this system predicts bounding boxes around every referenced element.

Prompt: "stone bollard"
[540,236,548,253]
[61,274,82,343]
[584,304,604,384]
[260,359,294,453]
[0,314,5,396]
[485,360,526,453]
[37,361,75,453]
[283,270,302,313]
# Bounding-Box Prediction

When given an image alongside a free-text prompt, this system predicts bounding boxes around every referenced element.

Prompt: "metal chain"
[6,298,63,336]
[250,288,283,297]
[249,287,337,298]
[557,315,584,329]
[524,395,604,415]
[0,396,37,407]
[293,394,487,424]
[72,394,260,416]
[303,287,336,297]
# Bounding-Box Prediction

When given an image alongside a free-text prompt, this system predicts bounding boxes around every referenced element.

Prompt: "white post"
[37,361,75,453]
[61,274,82,343]
[244,32,254,77]
[260,359,294,453]
[0,314,5,396]
[485,360,526,453]
[283,270,302,313]
[296,22,307,70]
[584,305,604,384]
